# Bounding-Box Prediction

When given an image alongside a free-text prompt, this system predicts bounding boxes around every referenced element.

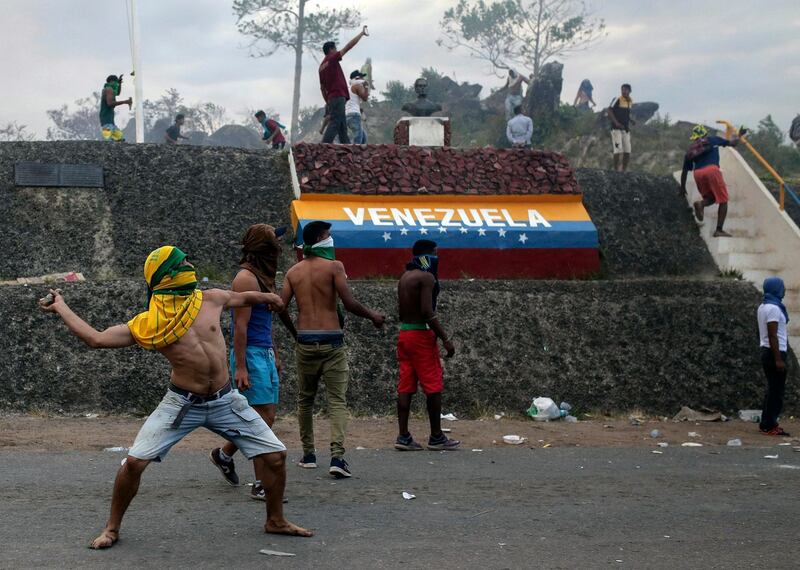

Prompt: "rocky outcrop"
[524,61,564,122]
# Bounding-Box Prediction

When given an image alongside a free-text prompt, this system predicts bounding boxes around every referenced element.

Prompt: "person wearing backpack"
[679,124,743,237]
[255,110,287,150]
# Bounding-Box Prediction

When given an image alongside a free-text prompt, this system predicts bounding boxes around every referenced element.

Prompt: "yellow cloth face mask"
[127,245,203,350]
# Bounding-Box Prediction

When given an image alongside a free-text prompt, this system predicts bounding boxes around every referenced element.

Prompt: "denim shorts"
[230,347,279,406]
[128,389,285,462]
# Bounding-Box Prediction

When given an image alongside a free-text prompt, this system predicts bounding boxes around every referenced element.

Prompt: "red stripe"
[295,248,600,279]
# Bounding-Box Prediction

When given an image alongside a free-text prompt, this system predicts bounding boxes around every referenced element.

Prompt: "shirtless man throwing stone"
[39,246,311,549]
[281,221,385,478]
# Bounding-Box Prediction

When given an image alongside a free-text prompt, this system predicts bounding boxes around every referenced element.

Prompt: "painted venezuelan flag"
[291,194,600,279]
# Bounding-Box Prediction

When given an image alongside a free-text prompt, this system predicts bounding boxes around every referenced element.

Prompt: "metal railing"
[717,119,798,211]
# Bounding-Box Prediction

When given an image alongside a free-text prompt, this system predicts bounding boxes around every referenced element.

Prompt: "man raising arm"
[40,246,311,549]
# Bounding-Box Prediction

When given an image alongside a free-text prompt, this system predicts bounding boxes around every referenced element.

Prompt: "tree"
[46,93,103,141]
[232,0,361,142]
[0,122,36,141]
[438,0,605,79]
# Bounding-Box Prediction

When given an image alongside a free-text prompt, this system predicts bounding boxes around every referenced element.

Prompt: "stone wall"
[2,278,796,416]
[292,143,580,195]
[0,141,294,280]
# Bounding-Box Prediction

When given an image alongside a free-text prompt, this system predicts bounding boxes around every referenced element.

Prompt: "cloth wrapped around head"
[763,276,790,323]
[127,246,203,349]
[240,224,285,293]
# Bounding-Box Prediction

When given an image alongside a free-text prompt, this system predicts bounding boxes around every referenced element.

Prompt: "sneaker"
[250,482,266,501]
[395,433,423,451]
[329,457,352,478]
[297,453,317,469]
[250,482,288,503]
[209,448,239,486]
[761,426,791,437]
[427,433,461,451]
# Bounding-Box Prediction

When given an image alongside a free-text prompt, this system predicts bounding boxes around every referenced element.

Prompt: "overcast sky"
[1,0,798,139]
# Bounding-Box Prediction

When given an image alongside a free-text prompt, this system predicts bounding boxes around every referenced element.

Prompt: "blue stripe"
[296,219,598,249]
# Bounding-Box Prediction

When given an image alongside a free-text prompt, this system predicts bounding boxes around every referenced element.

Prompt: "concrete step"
[719,252,783,272]
[720,217,759,233]
[713,236,772,255]
[742,269,783,285]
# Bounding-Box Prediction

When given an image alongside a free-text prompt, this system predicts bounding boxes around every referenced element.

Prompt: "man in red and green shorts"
[680,124,742,237]
[394,240,460,452]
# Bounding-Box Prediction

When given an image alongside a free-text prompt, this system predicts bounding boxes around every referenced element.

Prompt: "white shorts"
[611,129,631,154]
[129,389,285,462]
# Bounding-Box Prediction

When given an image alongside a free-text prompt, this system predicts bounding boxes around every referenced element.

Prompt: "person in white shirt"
[506,105,533,148]
[757,277,791,436]
[345,70,369,144]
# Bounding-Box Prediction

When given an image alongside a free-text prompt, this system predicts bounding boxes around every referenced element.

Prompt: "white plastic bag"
[532,397,561,420]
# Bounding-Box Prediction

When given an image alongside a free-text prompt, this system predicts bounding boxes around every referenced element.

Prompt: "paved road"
[2,447,799,569]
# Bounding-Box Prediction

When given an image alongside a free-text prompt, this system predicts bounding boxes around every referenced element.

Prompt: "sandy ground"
[2,414,798,453]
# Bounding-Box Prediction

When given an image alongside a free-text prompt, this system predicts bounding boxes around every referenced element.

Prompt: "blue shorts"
[230,346,279,406]
[129,389,285,462]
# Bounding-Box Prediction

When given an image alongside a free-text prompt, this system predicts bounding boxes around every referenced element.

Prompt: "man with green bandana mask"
[281,220,385,479]
[99,74,132,142]
[394,240,460,452]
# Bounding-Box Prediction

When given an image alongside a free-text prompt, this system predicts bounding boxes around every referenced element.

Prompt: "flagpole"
[130,0,144,143]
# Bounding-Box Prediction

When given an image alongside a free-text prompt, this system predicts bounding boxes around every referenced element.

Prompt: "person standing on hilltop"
[319,26,369,144]
[255,110,287,150]
[164,113,188,145]
[505,69,530,120]
[99,74,131,142]
[506,105,533,148]
[679,124,743,238]
[573,79,596,111]
[607,83,635,172]
[345,70,369,144]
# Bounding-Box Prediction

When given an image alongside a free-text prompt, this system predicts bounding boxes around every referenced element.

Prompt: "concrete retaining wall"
[2,279,796,417]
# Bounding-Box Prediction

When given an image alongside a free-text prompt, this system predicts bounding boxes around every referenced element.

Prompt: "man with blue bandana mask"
[394,240,460,452]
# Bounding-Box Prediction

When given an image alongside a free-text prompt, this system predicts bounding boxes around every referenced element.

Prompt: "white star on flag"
[459,227,468,234]
[382,232,392,242]
[438,227,448,233]
[518,233,528,244]
[477,228,487,236]
[498,229,507,237]
[400,227,409,236]
[419,228,428,235]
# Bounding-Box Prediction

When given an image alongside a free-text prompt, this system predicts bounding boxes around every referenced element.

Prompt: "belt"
[297,332,344,348]
[400,322,430,331]
[168,383,232,429]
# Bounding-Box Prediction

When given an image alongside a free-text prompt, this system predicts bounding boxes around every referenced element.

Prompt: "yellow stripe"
[292,194,590,223]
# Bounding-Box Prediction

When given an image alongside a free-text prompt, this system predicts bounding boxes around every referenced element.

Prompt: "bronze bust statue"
[401,77,442,117]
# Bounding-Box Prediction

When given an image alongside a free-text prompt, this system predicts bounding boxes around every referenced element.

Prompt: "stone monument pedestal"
[394,117,451,147]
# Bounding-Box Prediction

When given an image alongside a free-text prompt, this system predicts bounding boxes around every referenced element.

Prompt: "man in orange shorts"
[680,124,742,237]
[394,240,460,451]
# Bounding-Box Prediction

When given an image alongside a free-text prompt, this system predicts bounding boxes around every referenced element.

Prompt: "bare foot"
[89,529,119,549]
[693,201,704,222]
[265,519,314,537]
[713,229,731,237]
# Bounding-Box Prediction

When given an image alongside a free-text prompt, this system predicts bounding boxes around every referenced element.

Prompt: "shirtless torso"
[41,288,283,395]
[282,256,384,329]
